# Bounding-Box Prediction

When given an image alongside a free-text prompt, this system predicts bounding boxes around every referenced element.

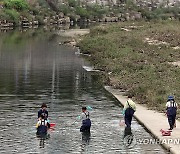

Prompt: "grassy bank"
[78,21,180,113]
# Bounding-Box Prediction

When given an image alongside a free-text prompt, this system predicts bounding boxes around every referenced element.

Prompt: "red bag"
[160,129,171,136]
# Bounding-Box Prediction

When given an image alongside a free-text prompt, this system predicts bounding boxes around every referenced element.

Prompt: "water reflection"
[0,23,94,33]
[123,127,135,148]
[36,134,50,148]
[124,127,133,138]
[81,131,91,152]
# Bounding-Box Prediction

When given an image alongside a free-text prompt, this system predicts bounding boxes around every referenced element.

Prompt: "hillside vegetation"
[78,21,180,113]
[0,0,111,25]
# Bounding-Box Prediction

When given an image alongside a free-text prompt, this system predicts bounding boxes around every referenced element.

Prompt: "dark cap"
[41,103,47,108]
[82,107,87,110]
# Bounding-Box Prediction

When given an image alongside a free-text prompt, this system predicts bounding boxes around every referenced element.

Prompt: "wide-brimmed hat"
[168,96,174,100]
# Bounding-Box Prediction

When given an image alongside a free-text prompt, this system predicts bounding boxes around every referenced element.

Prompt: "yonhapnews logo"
[123,135,180,148]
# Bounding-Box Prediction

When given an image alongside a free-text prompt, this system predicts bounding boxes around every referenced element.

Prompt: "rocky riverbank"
[0,13,142,29]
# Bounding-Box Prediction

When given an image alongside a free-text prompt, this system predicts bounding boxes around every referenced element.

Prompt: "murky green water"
[0,28,167,154]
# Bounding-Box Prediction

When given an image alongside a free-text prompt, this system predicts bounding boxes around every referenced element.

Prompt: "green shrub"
[90,26,108,35]
[68,0,77,7]
[4,0,29,11]
[75,6,89,18]
[59,5,70,15]
[29,7,39,15]
[38,0,49,7]
[87,5,108,19]
[0,12,8,21]
[3,9,19,24]
[36,15,44,25]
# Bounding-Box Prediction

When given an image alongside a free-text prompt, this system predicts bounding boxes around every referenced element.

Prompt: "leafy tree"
[4,9,19,24]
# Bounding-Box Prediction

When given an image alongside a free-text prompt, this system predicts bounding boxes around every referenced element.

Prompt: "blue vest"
[37,120,48,134]
[82,112,91,127]
[167,101,177,116]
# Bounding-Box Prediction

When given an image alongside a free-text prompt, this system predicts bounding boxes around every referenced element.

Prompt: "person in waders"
[123,127,134,147]
[38,103,50,128]
[166,96,178,130]
[36,114,48,135]
[123,96,136,128]
[38,103,48,120]
[80,107,91,132]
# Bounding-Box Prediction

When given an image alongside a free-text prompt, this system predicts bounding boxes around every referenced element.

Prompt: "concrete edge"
[133,114,172,153]
[104,86,174,154]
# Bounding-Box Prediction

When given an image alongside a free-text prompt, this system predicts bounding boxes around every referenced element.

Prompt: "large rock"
[64,17,70,23]
[58,19,63,24]
[43,18,48,24]
[0,20,14,27]
[111,17,118,22]
[125,13,130,21]
[134,12,142,20]
[105,17,112,22]
[59,12,64,18]
[33,20,39,25]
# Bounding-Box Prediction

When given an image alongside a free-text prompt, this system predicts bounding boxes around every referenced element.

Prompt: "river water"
[0,28,167,154]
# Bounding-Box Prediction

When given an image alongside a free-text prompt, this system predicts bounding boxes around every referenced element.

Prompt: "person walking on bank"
[166,96,177,130]
[123,95,136,128]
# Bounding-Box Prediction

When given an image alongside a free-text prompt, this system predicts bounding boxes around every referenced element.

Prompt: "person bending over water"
[80,107,91,132]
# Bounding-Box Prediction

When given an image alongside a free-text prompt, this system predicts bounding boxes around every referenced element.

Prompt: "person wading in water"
[123,96,136,128]
[38,103,50,128]
[36,114,48,135]
[80,107,91,132]
[38,103,48,120]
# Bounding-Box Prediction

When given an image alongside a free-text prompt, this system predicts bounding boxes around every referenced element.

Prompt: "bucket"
[119,120,125,126]
[50,123,56,127]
